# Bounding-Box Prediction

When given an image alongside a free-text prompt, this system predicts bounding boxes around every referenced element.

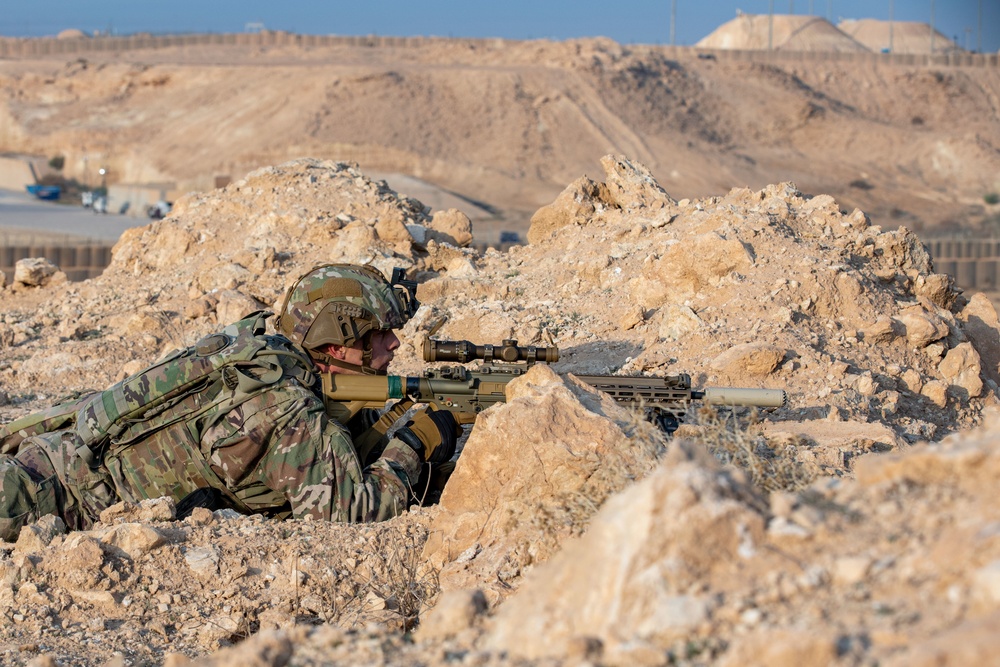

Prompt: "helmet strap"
[308,339,385,376]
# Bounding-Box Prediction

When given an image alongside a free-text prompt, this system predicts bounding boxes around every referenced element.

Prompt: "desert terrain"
[1,24,999,240]
[0,24,999,667]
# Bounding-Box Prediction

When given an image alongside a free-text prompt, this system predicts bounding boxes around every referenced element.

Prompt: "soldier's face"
[364,329,401,371]
[319,330,400,374]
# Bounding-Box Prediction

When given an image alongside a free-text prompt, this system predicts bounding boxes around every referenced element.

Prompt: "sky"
[1,0,997,54]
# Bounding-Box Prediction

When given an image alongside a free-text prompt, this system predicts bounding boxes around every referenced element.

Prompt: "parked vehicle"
[146,200,172,219]
[26,184,61,201]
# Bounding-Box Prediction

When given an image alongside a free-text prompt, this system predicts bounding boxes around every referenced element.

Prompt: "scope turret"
[423,339,560,365]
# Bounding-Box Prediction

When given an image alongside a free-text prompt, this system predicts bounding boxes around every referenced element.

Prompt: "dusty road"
[0,189,145,242]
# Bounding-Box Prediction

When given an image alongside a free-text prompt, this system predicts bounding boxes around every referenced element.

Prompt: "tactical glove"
[394,406,459,464]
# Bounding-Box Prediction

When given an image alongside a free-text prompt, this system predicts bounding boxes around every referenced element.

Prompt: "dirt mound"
[0,157,998,664]
[696,14,870,52]
[839,19,962,55]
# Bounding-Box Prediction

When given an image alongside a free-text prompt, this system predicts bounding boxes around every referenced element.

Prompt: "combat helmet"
[276,264,419,374]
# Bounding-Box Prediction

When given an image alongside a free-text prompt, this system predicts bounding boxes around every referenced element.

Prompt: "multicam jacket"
[0,312,421,539]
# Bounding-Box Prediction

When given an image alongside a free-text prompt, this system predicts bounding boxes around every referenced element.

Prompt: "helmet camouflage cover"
[276,264,413,356]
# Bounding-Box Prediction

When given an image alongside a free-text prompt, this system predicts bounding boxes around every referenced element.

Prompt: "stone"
[185,545,220,578]
[710,342,786,378]
[896,308,949,348]
[640,232,755,304]
[100,524,167,559]
[427,208,473,247]
[425,365,663,598]
[599,154,675,211]
[863,316,899,344]
[720,629,839,667]
[482,442,765,660]
[14,515,66,554]
[938,342,984,398]
[416,589,488,641]
[957,293,1000,388]
[914,273,957,310]
[833,556,872,586]
[658,304,702,340]
[527,176,609,243]
[13,258,59,287]
[215,290,266,326]
[921,380,949,407]
[620,305,644,331]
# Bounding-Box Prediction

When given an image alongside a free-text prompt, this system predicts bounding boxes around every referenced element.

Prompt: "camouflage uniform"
[0,264,425,541]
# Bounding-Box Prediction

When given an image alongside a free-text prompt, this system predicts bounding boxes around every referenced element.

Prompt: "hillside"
[0,35,998,238]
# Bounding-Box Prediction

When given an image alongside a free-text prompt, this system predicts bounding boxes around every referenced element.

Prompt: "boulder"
[938,342,984,398]
[710,342,787,379]
[896,307,949,348]
[424,365,663,601]
[483,442,766,660]
[13,258,59,287]
[527,176,609,244]
[427,208,474,247]
[599,154,675,211]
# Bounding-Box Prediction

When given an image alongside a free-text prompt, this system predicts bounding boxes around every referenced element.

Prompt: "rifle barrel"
[699,387,787,408]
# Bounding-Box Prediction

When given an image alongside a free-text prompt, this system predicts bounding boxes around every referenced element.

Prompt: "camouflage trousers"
[0,430,117,542]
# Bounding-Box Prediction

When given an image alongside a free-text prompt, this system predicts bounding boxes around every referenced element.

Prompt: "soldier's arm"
[205,386,421,522]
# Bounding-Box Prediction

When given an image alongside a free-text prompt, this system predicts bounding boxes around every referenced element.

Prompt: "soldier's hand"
[395,406,459,464]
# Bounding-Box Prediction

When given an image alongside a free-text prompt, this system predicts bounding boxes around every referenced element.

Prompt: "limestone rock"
[896,307,949,348]
[483,442,765,660]
[13,258,59,287]
[215,290,266,326]
[720,629,840,667]
[427,208,473,247]
[14,515,66,554]
[658,304,702,341]
[957,293,1000,388]
[914,273,957,310]
[415,589,488,641]
[424,364,663,598]
[938,342,984,398]
[921,380,949,407]
[99,523,167,559]
[640,232,755,305]
[864,316,900,344]
[599,154,675,211]
[527,176,609,244]
[185,545,221,579]
[710,342,786,378]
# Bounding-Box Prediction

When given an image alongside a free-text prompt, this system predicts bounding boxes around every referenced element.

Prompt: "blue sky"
[2,1,996,53]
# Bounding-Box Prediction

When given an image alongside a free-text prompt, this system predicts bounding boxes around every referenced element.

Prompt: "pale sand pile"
[696,14,870,52]
[838,18,963,55]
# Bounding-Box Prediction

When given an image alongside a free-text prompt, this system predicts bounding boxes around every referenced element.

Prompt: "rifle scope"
[423,338,560,365]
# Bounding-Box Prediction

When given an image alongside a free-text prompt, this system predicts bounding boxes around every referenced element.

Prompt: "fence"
[1,32,996,69]
[0,243,114,282]
[923,238,1000,292]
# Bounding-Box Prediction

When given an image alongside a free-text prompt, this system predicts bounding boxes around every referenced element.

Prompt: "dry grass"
[689,406,819,493]
[309,523,438,633]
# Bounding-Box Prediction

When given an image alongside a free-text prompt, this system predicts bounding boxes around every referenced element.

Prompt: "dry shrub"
[308,523,438,633]
[688,406,819,493]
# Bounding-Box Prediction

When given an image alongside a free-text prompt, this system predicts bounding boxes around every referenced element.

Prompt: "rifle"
[321,339,786,435]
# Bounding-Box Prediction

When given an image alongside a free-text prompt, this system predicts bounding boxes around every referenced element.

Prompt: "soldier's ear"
[321,343,349,360]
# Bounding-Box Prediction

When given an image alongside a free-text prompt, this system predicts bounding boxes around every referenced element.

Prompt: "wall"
[0,243,114,282]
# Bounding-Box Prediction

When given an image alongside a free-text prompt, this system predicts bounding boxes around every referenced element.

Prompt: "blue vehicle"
[26,184,61,201]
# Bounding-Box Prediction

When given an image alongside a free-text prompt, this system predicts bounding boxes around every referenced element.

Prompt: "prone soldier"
[0,264,460,540]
